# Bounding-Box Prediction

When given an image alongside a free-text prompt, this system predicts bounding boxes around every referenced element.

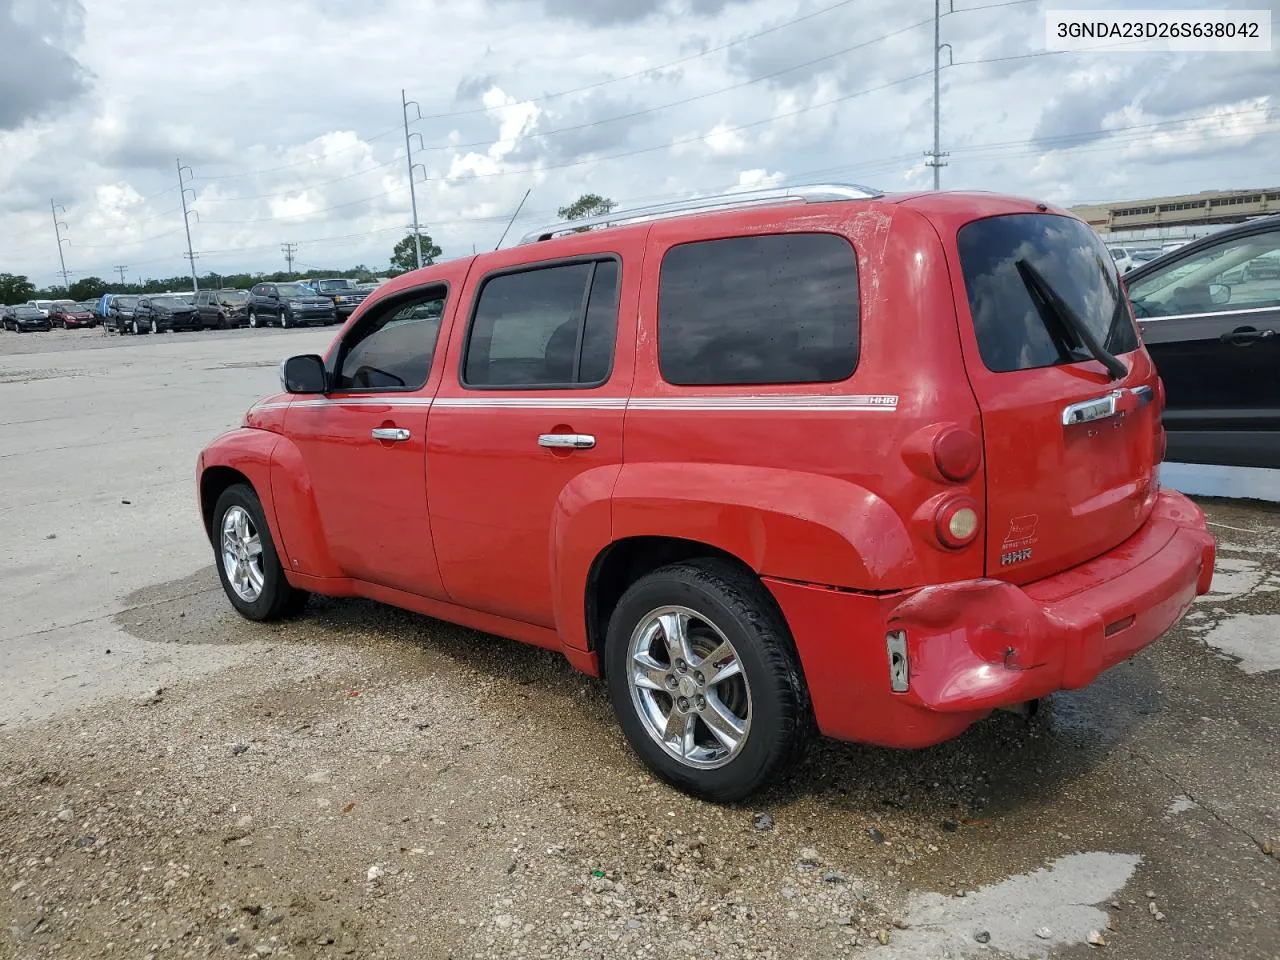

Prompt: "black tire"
[280,309,291,329]
[604,559,813,803]
[248,309,258,328]
[211,483,308,621]
[131,319,141,335]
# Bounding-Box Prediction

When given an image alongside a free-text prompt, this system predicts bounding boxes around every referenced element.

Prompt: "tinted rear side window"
[658,233,860,386]
[957,214,1139,373]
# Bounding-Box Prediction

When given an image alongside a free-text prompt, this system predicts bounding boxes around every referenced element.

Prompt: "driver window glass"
[1129,230,1280,318]
[336,287,446,391]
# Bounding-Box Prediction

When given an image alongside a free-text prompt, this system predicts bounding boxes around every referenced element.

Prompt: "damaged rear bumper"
[765,491,1215,748]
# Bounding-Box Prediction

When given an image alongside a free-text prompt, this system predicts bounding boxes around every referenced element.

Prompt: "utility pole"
[925,0,953,190]
[50,200,72,290]
[281,242,298,275]
[402,89,425,270]
[113,265,128,284]
[177,158,200,293]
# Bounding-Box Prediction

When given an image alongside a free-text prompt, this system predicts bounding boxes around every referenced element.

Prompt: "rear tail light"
[932,427,982,482]
[936,497,981,549]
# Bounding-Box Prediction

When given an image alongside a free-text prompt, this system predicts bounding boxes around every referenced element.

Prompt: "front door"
[428,237,640,628]
[284,274,462,598]
[1130,224,1280,469]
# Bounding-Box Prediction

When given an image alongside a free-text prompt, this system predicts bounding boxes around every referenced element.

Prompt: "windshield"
[153,296,191,307]
[316,279,354,292]
[957,213,1138,373]
[219,291,250,303]
[16,308,43,317]
[115,297,139,308]
[1132,249,1161,262]
[276,283,309,297]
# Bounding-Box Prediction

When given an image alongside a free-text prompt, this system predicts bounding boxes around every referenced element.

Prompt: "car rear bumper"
[764,490,1215,749]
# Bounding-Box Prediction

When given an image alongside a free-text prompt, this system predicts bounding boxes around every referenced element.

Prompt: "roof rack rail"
[518,182,883,244]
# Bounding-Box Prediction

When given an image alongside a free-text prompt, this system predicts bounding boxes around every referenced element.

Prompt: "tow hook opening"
[886,630,909,693]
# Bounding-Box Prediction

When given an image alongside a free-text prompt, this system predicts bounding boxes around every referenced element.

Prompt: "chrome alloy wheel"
[221,506,265,602]
[627,605,752,769]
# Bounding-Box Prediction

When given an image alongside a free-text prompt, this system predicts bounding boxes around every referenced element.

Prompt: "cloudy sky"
[0,0,1276,286]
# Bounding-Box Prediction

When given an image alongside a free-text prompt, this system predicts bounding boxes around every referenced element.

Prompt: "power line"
[281,241,297,275]
[114,265,128,283]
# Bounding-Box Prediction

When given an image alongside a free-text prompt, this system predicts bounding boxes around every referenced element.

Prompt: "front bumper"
[765,491,1215,749]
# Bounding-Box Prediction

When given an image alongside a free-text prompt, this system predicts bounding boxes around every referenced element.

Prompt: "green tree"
[389,232,442,274]
[68,277,109,301]
[0,272,36,305]
[558,193,616,221]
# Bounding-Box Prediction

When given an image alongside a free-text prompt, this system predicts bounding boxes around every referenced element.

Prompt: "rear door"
[1128,223,1280,469]
[427,238,637,628]
[945,211,1160,585]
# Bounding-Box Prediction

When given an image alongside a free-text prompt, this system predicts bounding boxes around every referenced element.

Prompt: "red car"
[50,302,96,329]
[197,185,1215,801]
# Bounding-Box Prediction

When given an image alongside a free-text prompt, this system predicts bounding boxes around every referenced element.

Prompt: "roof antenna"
[494,189,532,251]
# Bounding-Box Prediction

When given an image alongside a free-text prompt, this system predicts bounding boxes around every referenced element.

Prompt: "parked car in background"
[1,306,15,331]
[107,295,141,333]
[49,301,97,329]
[199,185,1215,801]
[246,282,337,328]
[8,306,53,332]
[1242,254,1280,281]
[1109,246,1164,274]
[1126,214,1280,470]
[130,295,198,334]
[194,289,251,328]
[306,278,370,318]
[26,299,55,316]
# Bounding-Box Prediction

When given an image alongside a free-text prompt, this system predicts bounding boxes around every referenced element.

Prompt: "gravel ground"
[2,329,1277,960]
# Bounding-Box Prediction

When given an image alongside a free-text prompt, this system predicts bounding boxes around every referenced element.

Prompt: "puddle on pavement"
[876,852,1141,959]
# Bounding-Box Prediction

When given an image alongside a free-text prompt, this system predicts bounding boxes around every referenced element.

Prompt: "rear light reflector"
[936,497,980,549]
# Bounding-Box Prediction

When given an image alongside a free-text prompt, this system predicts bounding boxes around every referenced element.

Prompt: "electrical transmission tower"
[281,242,298,275]
[114,265,128,284]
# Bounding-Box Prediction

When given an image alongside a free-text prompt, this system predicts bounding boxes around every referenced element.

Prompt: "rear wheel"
[605,559,812,803]
[212,484,308,621]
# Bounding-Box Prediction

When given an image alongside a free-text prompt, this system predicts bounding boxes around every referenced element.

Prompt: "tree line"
[1,194,615,305]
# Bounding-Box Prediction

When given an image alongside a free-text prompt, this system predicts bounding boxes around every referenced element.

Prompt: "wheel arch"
[585,536,759,667]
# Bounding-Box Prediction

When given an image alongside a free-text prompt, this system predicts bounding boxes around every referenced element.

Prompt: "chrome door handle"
[538,433,596,450]
[371,427,411,442]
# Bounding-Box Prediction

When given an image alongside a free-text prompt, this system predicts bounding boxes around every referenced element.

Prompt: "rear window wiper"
[1015,259,1128,381]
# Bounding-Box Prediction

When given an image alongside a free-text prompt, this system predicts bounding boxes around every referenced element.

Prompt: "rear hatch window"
[958,214,1138,373]
[952,213,1156,585]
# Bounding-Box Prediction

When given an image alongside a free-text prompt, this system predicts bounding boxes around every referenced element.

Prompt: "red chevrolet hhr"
[198,185,1216,801]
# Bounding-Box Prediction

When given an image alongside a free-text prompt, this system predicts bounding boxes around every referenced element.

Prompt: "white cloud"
[0,0,1275,286]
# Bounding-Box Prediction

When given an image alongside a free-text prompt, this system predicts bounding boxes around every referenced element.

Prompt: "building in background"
[1072,188,1280,236]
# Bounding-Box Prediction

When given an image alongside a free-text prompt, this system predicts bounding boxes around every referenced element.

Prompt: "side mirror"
[280,354,327,394]
[1208,283,1231,305]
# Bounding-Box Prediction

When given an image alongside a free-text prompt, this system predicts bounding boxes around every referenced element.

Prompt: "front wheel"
[151,318,159,334]
[605,559,812,803]
[248,309,258,328]
[212,484,308,621]
[280,310,291,329]
[131,319,140,335]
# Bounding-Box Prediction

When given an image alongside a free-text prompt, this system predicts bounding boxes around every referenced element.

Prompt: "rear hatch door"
[947,211,1160,585]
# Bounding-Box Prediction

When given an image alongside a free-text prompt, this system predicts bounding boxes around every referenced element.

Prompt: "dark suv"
[194,289,251,328]
[247,283,337,328]
[132,295,198,334]
[307,278,369,318]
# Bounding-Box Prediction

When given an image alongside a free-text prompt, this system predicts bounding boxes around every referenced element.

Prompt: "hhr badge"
[1000,515,1039,566]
